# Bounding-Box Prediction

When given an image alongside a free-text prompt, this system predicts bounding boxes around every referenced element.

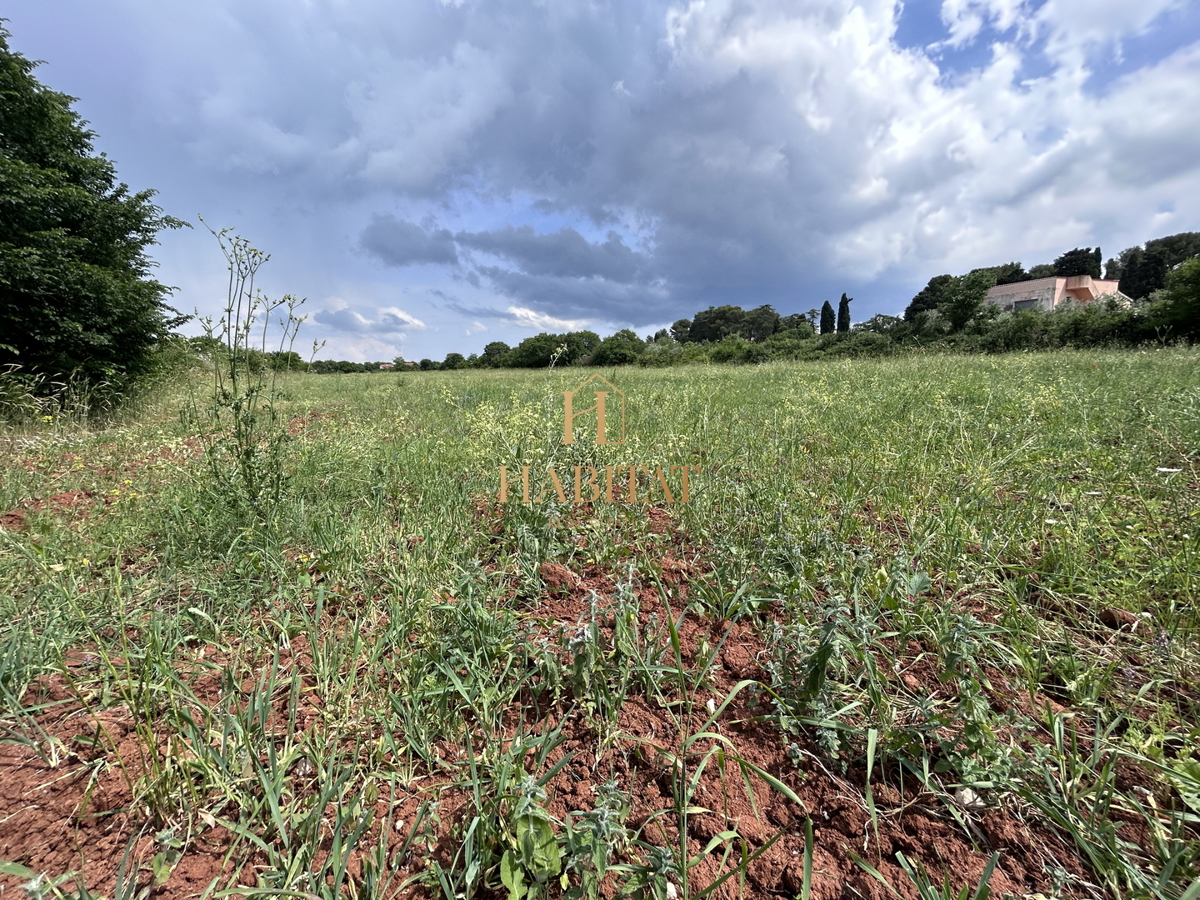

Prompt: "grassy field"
[1,349,1198,900]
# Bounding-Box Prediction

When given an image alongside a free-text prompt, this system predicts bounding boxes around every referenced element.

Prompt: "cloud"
[361,216,458,267]
[505,306,592,332]
[313,303,424,335]
[456,225,645,281]
[445,300,592,332]
[9,0,1198,350]
[378,306,427,329]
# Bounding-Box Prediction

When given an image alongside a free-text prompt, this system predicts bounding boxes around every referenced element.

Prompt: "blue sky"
[5,0,1198,361]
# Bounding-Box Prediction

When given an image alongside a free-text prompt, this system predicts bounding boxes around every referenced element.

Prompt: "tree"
[442,352,466,369]
[1151,256,1200,339]
[743,304,781,342]
[480,341,511,367]
[1119,247,1168,300]
[1053,247,1102,278]
[670,318,691,342]
[508,333,561,368]
[939,269,996,332]
[989,261,1029,285]
[819,301,835,335]
[561,330,600,363]
[904,275,954,321]
[1145,231,1200,268]
[1027,263,1055,278]
[778,313,813,335]
[267,350,304,370]
[836,293,851,333]
[591,329,644,366]
[0,25,186,393]
[690,305,746,343]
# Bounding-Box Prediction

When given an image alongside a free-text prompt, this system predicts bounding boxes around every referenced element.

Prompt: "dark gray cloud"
[456,226,644,282]
[361,216,458,267]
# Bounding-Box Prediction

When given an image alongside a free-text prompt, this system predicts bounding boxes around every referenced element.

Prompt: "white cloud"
[506,306,591,332]
[379,306,427,329]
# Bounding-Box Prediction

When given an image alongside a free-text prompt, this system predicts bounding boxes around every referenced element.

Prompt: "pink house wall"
[985,275,1128,312]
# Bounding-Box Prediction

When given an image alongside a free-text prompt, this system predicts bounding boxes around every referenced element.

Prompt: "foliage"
[1053,247,1102,278]
[0,25,186,398]
[688,305,747,343]
[938,269,996,333]
[904,274,954,321]
[819,301,835,335]
[185,224,308,523]
[836,293,851,333]
[1152,257,1200,340]
[592,329,644,366]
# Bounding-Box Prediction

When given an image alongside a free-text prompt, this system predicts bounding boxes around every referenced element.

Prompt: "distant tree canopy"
[592,328,644,366]
[689,305,746,343]
[0,25,186,392]
[1153,256,1200,339]
[904,274,954,321]
[1117,233,1200,299]
[480,341,511,367]
[1053,247,1103,279]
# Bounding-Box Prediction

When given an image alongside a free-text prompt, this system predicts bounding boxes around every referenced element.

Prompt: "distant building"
[379,362,395,370]
[985,275,1131,312]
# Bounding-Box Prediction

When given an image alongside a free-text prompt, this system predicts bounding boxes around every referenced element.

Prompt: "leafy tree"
[836,293,851,333]
[418,358,438,371]
[778,313,814,336]
[480,341,511,367]
[561,330,600,363]
[1053,247,1102,278]
[1119,247,1168,300]
[904,274,954,321]
[689,305,746,343]
[591,329,644,365]
[267,350,304,370]
[1151,256,1200,339]
[1145,231,1200,268]
[743,304,780,342]
[1027,264,1055,278]
[442,351,466,369]
[1104,257,1122,281]
[508,333,561,368]
[670,319,691,342]
[0,25,186,393]
[938,269,996,332]
[989,261,1029,285]
[819,300,835,335]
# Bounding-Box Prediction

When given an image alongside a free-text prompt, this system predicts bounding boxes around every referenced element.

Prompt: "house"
[379,362,395,370]
[985,275,1131,312]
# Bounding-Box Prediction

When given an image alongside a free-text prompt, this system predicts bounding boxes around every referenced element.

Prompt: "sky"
[5,0,1199,362]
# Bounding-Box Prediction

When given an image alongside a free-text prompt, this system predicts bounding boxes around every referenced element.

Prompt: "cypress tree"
[836,293,852,333]
[819,300,835,335]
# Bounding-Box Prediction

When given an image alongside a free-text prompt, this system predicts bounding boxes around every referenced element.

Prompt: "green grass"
[1,349,1198,899]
